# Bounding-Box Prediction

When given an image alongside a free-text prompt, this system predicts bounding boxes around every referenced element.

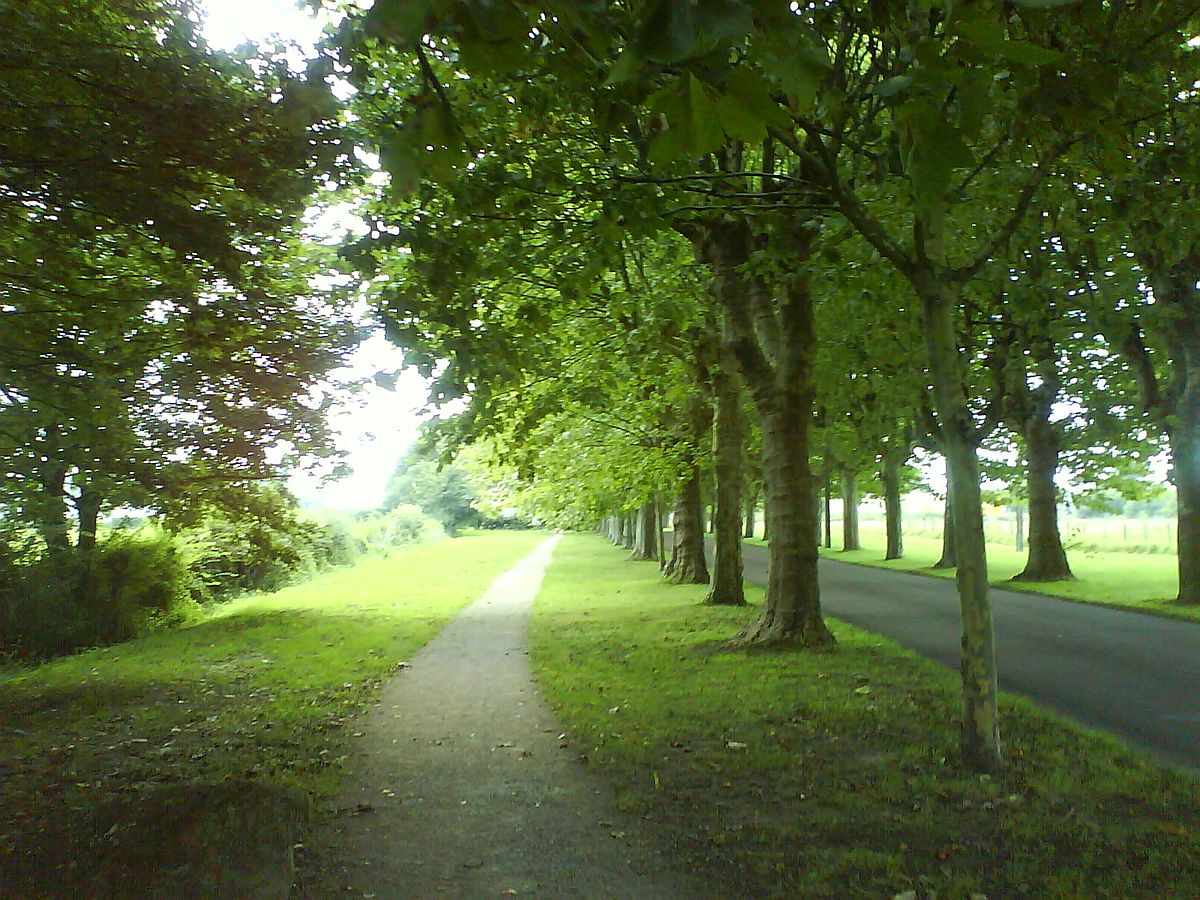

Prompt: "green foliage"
[0,532,199,659]
[0,0,359,559]
[354,504,445,551]
[382,456,480,535]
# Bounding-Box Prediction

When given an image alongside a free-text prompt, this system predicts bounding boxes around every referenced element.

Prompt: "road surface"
[734,541,1200,770]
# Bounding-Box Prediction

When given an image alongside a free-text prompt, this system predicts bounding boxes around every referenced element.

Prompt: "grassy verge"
[0,530,544,892]
[532,534,1200,898]
[747,523,1196,622]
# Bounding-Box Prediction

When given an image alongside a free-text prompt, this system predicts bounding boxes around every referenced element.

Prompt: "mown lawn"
[749,520,1196,622]
[532,534,1200,899]
[0,530,544,895]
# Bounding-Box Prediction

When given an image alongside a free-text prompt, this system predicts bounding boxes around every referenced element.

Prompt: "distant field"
[901,514,1178,556]
[766,517,1192,621]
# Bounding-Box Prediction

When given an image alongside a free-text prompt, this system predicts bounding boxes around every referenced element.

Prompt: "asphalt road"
[732,541,1200,770]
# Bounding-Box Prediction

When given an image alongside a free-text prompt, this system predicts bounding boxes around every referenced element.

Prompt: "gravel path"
[301,536,696,898]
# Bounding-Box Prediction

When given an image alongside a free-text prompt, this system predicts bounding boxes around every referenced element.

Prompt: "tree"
[0,0,356,558]
[383,452,479,536]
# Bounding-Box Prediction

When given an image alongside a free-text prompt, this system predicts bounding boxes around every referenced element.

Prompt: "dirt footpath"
[299,536,700,899]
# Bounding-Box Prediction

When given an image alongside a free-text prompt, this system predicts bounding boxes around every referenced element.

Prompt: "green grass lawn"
[0,530,544,892]
[532,534,1200,899]
[748,519,1196,622]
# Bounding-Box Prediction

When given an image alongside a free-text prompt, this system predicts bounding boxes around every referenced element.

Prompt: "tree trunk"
[621,512,636,551]
[656,496,667,569]
[736,400,830,645]
[700,214,832,647]
[1014,504,1025,553]
[823,470,833,548]
[933,480,957,569]
[882,455,904,560]
[1014,416,1073,581]
[663,473,709,584]
[76,485,102,554]
[813,487,823,547]
[1170,396,1200,604]
[631,502,658,561]
[707,332,745,606]
[761,491,769,542]
[743,491,756,539]
[38,462,71,557]
[918,273,1001,771]
[841,468,860,551]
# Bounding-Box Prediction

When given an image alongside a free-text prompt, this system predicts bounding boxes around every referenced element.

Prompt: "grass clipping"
[531,534,1200,898]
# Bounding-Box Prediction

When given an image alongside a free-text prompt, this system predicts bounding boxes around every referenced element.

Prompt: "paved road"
[733,541,1200,770]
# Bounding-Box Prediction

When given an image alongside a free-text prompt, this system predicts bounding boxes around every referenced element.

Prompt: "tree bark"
[663,473,709,584]
[743,490,756,539]
[813,486,823,547]
[707,331,746,605]
[1014,504,1025,553]
[38,461,71,558]
[1171,413,1200,604]
[656,496,667,569]
[933,480,957,569]
[76,485,102,554]
[823,469,833,548]
[918,273,1001,771]
[840,467,860,551]
[621,512,636,551]
[703,218,831,647]
[1014,418,1073,581]
[631,502,658,561]
[882,454,904,560]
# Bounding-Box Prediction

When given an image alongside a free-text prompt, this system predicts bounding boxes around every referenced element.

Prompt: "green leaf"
[752,32,829,112]
[872,75,913,98]
[993,39,1064,66]
[897,102,975,211]
[715,92,765,142]
[686,74,724,155]
[1010,0,1079,7]
[605,49,645,85]
[718,68,790,138]
[695,0,754,46]
[363,0,438,46]
[647,74,724,165]
[635,0,700,64]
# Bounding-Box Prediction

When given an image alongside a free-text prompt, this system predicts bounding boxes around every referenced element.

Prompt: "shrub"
[0,531,199,659]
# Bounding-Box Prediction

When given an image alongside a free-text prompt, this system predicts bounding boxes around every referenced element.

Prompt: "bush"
[0,532,199,659]
[176,508,363,602]
[355,505,445,552]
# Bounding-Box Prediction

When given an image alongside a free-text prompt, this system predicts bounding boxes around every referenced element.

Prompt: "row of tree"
[331,1,1200,772]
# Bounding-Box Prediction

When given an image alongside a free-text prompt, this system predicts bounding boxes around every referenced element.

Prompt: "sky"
[201,0,432,511]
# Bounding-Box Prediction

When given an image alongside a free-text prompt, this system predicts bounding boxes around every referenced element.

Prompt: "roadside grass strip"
[0,531,545,891]
[532,534,1200,898]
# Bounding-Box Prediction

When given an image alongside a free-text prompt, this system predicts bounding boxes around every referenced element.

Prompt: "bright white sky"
[201,0,431,511]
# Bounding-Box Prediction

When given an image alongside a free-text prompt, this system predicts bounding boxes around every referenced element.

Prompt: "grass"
[532,534,1200,899]
[0,530,545,894]
[748,519,1197,622]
